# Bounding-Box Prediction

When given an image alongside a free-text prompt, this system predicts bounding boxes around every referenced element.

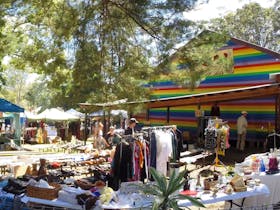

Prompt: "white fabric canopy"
[24,111,42,120]
[111,109,127,118]
[66,109,85,118]
[89,109,127,118]
[36,108,79,121]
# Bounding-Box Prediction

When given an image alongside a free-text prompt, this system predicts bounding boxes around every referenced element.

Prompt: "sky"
[184,0,276,21]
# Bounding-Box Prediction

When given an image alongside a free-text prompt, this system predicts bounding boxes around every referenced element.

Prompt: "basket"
[26,183,61,200]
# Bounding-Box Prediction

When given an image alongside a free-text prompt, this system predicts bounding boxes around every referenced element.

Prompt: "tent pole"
[14,113,21,146]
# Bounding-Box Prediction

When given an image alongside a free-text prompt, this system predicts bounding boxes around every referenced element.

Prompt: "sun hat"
[241,111,248,114]
[129,118,138,123]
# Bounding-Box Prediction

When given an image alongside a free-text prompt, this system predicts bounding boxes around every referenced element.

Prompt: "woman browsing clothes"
[105,126,121,148]
[93,122,109,150]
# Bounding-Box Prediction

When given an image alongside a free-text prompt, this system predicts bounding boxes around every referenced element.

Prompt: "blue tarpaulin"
[0,98,24,113]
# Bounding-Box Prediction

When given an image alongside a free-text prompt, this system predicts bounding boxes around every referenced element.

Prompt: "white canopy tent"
[24,111,42,120]
[110,109,128,118]
[66,109,85,118]
[32,108,79,121]
[89,109,127,118]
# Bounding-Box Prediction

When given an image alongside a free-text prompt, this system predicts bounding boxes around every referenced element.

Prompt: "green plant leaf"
[141,186,161,196]
[166,169,186,195]
[152,197,164,210]
[150,167,167,195]
[169,199,182,210]
[175,194,205,208]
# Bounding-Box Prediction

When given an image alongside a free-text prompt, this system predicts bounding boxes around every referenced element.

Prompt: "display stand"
[204,118,229,170]
[267,132,280,150]
[213,148,225,168]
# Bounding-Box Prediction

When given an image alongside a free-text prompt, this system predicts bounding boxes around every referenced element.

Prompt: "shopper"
[93,122,109,150]
[210,102,220,117]
[124,118,138,135]
[105,126,120,147]
[236,111,248,151]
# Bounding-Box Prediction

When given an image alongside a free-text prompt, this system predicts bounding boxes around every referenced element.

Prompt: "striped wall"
[137,39,279,143]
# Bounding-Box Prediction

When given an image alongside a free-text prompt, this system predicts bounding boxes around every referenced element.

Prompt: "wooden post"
[167,107,170,124]
[275,75,280,133]
[146,108,150,121]
[84,112,87,145]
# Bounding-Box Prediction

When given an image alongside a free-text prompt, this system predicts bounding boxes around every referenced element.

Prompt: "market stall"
[0,98,24,147]
[236,151,280,207]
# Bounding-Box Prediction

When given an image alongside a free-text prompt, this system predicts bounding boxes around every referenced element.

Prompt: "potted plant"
[139,167,205,210]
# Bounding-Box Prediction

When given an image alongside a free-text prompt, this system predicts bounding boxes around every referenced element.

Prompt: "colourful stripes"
[138,38,280,142]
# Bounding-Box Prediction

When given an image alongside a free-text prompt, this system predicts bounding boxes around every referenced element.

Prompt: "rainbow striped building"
[137,37,280,143]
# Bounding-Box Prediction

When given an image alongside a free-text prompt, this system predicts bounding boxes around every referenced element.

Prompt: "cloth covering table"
[100,184,269,209]
[242,152,280,206]
[21,196,84,210]
[0,184,270,210]
[244,173,280,208]
[178,184,269,208]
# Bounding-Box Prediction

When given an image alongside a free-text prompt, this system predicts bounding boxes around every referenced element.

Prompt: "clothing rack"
[267,132,280,149]
[141,125,176,131]
[120,133,144,138]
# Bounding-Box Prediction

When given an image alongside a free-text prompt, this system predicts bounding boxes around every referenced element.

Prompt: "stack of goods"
[26,179,61,200]
[230,175,247,192]
[267,155,279,174]
[0,154,115,210]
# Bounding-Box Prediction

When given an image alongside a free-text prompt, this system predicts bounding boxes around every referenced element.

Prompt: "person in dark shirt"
[105,126,120,147]
[210,102,220,117]
[124,118,138,135]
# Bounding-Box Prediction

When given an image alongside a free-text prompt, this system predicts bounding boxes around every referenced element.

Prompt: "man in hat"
[236,111,248,151]
[125,118,138,135]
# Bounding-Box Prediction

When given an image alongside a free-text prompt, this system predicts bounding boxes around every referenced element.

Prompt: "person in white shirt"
[236,111,248,151]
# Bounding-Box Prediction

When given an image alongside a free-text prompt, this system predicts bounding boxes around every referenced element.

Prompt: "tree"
[208,2,280,52]
[0,68,29,107]
[24,76,52,111]
[155,31,232,90]
[1,0,204,109]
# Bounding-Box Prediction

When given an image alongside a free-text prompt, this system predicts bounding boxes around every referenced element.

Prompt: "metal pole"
[84,112,87,145]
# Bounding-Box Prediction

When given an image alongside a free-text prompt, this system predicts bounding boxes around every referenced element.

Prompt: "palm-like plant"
[140,167,205,210]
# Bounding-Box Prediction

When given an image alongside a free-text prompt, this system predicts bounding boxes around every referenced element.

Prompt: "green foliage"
[155,31,232,90]
[208,2,280,52]
[24,76,53,111]
[0,0,203,109]
[139,167,204,210]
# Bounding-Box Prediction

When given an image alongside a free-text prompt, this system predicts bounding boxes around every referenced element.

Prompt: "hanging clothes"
[150,132,157,169]
[110,140,133,190]
[141,140,150,182]
[155,130,172,176]
[217,125,230,156]
[132,140,144,181]
[204,128,217,149]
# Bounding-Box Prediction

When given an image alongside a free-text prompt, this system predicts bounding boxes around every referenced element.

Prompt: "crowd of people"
[91,118,139,151]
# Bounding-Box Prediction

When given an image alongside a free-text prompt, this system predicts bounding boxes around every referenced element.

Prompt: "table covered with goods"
[232,149,280,208]
[0,147,273,210]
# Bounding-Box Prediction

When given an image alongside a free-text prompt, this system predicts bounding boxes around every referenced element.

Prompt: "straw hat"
[241,111,248,115]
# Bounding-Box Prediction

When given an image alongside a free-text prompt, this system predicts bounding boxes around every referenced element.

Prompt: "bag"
[76,194,98,210]
[3,178,28,195]
[74,179,94,190]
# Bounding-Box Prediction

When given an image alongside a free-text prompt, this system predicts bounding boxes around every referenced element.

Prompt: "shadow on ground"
[194,141,265,167]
